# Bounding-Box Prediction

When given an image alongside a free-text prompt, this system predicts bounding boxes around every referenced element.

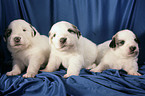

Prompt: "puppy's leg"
[86,63,97,69]
[124,62,141,76]
[6,60,25,76]
[90,62,108,72]
[23,56,44,78]
[41,55,61,72]
[126,69,141,76]
[63,56,84,78]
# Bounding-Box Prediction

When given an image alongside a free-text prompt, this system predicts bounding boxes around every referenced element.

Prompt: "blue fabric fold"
[1,69,145,96]
[0,72,66,96]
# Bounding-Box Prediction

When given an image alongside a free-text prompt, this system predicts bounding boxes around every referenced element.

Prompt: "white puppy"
[91,30,141,76]
[4,19,50,78]
[41,21,98,78]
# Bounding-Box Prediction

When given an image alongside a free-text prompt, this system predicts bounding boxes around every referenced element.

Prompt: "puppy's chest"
[13,51,32,66]
[58,54,74,68]
[60,55,70,67]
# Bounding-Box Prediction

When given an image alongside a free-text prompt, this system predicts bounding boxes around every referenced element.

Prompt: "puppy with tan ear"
[91,30,141,76]
[41,21,98,78]
[4,19,51,78]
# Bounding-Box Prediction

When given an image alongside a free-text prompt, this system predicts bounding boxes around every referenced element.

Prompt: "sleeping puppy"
[41,21,98,78]
[4,19,50,78]
[91,30,141,76]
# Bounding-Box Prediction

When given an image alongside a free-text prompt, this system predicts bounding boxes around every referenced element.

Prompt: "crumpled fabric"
[0,68,145,96]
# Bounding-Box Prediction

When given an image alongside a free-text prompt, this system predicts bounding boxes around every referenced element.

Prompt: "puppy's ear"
[109,36,116,48]
[68,24,81,39]
[3,32,7,42]
[134,35,140,44]
[3,29,7,42]
[4,28,12,42]
[30,25,37,37]
[48,32,52,44]
[72,25,81,39]
[48,32,51,37]
[3,36,6,42]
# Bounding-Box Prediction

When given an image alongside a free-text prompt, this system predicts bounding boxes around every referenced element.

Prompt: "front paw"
[90,68,102,72]
[40,68,54,72]
[6,70,21,76]
[128,72,141,76]
[63,74,72,78]
[23,73,36,78]
[63,73,79,78]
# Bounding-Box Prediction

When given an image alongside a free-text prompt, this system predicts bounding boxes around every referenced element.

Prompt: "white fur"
[41,21,98,78]
[91,30,141,76]
[5,19,50,78]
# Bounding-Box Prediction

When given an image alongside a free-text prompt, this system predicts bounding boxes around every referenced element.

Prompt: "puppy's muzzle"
[14,37,21,43]
[129,46,138,55]
[129,46,136,52]
[60,38,67,44]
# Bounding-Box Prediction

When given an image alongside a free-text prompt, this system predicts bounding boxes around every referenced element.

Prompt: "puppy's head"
[49,21,81,51]
[4,19,38,51]
[109,30,139,57]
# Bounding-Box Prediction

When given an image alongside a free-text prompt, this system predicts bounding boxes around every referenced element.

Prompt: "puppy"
[4,19,50,78]
[41,21,98,78]
[91,30,141,76]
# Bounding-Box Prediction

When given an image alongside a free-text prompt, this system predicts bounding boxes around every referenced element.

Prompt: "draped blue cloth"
[0,0,145,96]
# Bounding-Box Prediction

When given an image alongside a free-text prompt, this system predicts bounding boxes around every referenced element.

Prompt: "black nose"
[14,37,21,42]
[130,46,136,51]
[60,38,67,44]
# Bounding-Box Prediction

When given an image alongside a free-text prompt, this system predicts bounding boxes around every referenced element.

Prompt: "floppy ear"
[3,36,6,42]
[3,28,11,42]
[68,24,81,39]
[77,30,81,39]
[3,32,7,42]
[109,37,116,48]
[30,25,37,37]
[135,34,140,44]
[3,29,7,42]
[48,32,52,44]
[73,25,81,39]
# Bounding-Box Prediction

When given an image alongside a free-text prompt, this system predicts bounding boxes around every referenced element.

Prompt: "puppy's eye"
[53,34,56,37]
[23,29,26,32]
[117,40,125,46]
[6,29,12,37]
[68,29,75,33]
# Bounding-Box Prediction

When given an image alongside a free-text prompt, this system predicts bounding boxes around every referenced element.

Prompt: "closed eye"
[51,33,56,39]
[53,34,56,37]
[117,40,125,46]
[6,29,12,37]
[68,29,76,34]
[23,29,26,32]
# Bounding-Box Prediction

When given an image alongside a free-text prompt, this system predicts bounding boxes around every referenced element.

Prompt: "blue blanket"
[1,67,145,96]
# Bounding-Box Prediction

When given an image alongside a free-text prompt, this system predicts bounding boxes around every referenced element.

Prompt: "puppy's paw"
[90,68,102,72]
[40,68,54,72]
[63,73,79,78]
[63,74,71,78]
[128,72,141,76]
[6,71,21,76]
[86,64,97,69]
[23,73,36,78]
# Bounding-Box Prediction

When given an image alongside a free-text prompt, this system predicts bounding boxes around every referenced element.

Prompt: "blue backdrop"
[0,0,145,96]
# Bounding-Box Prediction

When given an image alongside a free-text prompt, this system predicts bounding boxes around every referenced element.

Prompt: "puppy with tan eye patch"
[91,29,141,76]
[4,19,51,78]
[41,21,98,78]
